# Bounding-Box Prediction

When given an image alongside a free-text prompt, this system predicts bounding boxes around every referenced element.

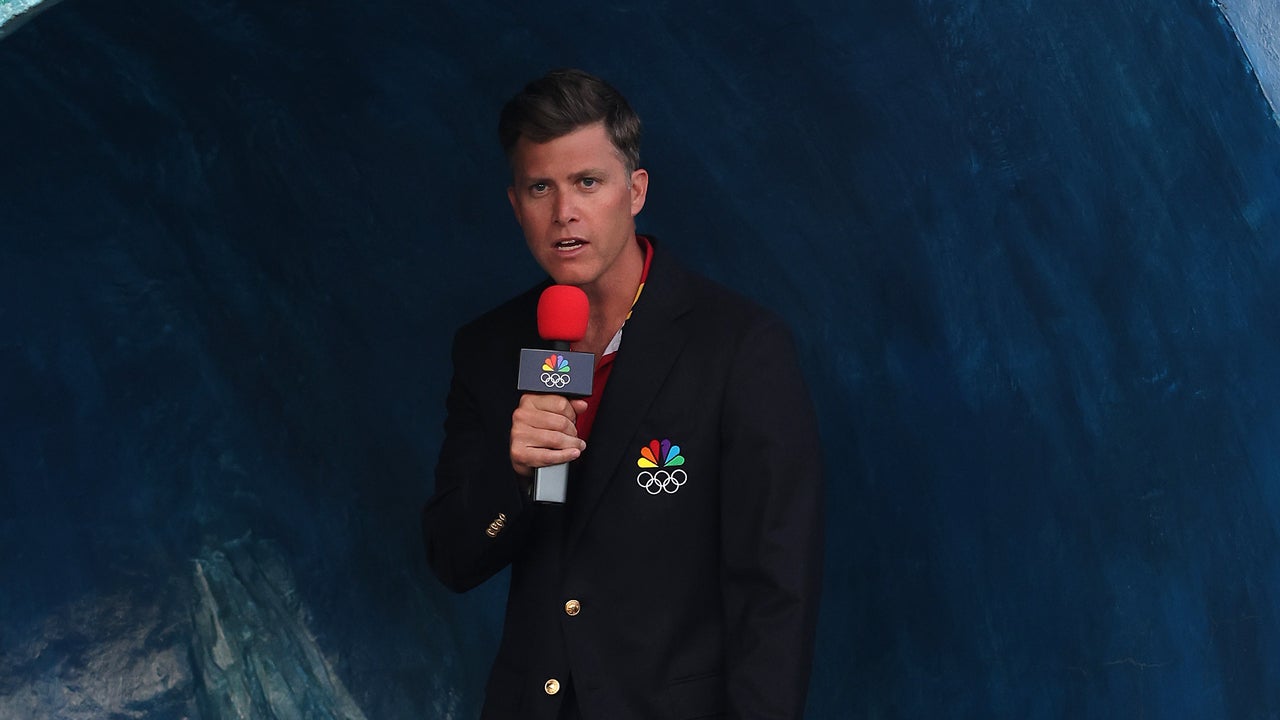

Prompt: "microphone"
[517,285,595,504]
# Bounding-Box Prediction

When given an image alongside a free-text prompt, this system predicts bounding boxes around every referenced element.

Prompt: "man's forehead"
[510,126,627,178]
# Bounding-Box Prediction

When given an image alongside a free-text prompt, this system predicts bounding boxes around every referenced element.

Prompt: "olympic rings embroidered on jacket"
[636,469,688,495]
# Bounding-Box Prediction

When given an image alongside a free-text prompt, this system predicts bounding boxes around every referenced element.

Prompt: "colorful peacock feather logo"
[542,353,570,373]
[637,438,685,468]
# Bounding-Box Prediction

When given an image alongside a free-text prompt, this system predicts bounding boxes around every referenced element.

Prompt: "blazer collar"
[566,240,698,550]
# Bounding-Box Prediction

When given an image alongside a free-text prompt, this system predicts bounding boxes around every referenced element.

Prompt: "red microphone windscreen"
[537,285,590,342]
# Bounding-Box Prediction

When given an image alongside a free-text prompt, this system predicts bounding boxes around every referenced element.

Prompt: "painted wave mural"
[2,1,1279,718]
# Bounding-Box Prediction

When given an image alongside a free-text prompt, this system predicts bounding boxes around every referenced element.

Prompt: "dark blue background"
[2,1,1279,718]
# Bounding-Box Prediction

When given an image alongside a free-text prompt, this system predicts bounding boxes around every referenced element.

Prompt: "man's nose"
[553,193,578,225]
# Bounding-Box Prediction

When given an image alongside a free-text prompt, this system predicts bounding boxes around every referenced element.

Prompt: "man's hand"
[510,393,589,476]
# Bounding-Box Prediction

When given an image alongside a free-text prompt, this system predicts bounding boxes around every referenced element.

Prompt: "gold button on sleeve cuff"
[485,513,508,538]
[564,599,581,616]
[544,678,560,695]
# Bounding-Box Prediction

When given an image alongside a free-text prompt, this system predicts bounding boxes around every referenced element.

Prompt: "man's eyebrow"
[517,168,609,186]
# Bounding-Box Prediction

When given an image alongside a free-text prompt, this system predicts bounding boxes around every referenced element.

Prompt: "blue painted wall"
[2,1,1279,718]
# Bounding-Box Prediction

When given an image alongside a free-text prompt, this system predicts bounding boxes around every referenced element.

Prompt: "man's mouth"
[555,239,586,250]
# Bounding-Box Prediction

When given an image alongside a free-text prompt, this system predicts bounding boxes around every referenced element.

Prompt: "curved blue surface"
[2,1,1279,718]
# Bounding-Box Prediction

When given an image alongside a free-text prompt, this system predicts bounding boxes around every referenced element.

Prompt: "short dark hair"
[498,68,642,173]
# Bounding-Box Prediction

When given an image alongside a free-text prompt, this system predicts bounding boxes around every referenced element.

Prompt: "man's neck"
[576,236,646,358]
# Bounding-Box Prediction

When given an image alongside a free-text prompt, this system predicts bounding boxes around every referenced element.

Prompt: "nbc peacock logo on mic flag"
[540,353,571,388]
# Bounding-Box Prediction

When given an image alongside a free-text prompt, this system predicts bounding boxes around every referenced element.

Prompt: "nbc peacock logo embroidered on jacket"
[635,439,688,495]
[540,353,571,389]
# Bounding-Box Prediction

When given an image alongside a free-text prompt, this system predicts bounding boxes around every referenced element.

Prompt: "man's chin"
[543,267,595,289]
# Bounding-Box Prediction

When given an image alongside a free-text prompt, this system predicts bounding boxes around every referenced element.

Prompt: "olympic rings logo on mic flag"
[541,353,571,389]
[636,438,688,495]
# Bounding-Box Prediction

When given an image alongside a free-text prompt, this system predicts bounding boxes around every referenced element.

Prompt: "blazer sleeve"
[718,313,825,719]
[422,324,535,593]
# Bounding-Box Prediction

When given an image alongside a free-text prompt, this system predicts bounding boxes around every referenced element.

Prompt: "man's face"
[507,122,648,292]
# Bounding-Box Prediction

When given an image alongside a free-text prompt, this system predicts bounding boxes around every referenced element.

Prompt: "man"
[423,68,823,720]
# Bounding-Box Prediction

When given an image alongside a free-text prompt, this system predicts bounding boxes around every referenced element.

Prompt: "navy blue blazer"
[423,243,823,719]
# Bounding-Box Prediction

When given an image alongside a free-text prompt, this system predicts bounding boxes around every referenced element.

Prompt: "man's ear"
[630,169,649,217]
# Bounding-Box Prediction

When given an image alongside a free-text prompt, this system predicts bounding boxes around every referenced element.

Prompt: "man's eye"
[580,178,597,188]
[530,183,549,194]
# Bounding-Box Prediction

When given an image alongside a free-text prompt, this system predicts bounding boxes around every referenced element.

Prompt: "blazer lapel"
[566,247,696,552]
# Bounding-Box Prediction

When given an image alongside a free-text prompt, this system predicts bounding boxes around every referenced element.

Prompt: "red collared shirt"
[573,235,654,441]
